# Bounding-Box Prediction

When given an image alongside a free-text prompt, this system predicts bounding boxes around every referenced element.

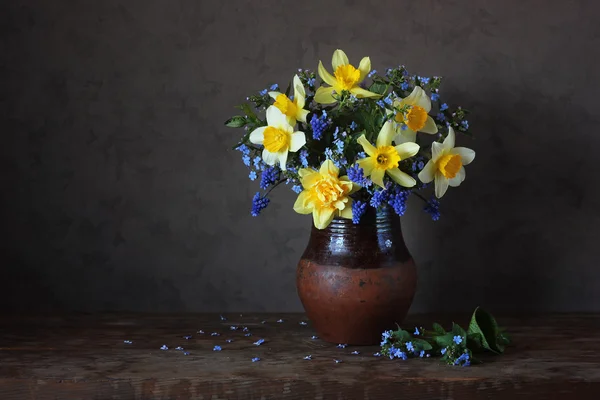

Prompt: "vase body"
[296,206,417,345]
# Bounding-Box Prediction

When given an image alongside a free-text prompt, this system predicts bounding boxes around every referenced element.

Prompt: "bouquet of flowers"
[226,49,475,229]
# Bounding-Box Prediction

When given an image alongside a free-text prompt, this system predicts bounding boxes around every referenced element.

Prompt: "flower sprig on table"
[226,49,475,229]
[380,307,511,366]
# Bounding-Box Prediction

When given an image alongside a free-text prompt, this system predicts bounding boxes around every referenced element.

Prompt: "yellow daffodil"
[391,86,438,143]
[293,159,359,229]
[314,49,380,104]
[418,127,475,198]
[249,106,306,171]
[356,120,419,189]
[268,75,310,125]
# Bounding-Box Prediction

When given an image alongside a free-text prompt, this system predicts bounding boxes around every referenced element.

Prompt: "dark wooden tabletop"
[0,313,599,400]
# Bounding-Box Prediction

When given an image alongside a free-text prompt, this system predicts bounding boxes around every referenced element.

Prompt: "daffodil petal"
[376,120,395,147]
[339,201,353,219]
[371,168,385,188]
[249,126,266,145]
[443,127,455,149]
[293,191,313,214]
[262,149,278,166]
[317,61,337,86]
[300,170,320,189]
[448,174,462,187]
[452,147,475,165]
[431,141,444,162]
[357,134,377,157]
[319,159,339,178]
[277,151,288,171]
[387,168,416,187]
[434,171,449,198]
[332,49,349,70]
[293,75,306,109]
[459,166,466,182]
[266,106,289,128]
[340,176,361,194]
[314,86,337,105]
[268,91,282,100]
[393,128,417,144]
[289,132,306,152]
[349,86,381,99]
[313,207,335,230]
[357,157,375,176]
[420,116,438,134]
[358,56,371,82]
[296,109,309,124]
[395,142,420,160]
[418,160,436,183]
[403,86,431,113]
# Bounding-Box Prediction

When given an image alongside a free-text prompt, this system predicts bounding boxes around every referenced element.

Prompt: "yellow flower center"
[313,175,345,207]
[334,64,360,91]
[374,146,401,170]
[437,154,462,179]
[404,105,428,131]
[273,94,298,118]
[263,126,290,153]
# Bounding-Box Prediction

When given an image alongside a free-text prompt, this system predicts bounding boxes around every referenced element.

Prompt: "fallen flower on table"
[160,345,168,350]
[252,357,261,362]
[123,340,132,344]
[213,345,222,351]
[253,338,265,346]
[303,355,313,360]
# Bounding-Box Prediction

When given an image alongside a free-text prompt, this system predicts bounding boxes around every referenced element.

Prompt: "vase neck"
[302,206,411,268]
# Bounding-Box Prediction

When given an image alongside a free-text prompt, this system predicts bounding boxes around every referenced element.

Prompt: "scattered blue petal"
[225,339,234,343]
[441,347,447,355]
[213,345,222,351]
[245,333,252,337]
[299,321,308,326]
[242,327,249,332]
[183,351,190,356]
[252,357,261,362]
[303,355,313,360]
[414,327,420,336]
[220,315,227,321]
[230,326,238,331]
[373,352,382,357]
[261,321,266,324]
[253,339,265,346]
[420,350,425,358]
[277,319,284,323]
[183,335,192,340]
[175,346,184,351]
[311,335,318,340]
[160,345,169,351]
[211,332,220,337]
[197,330,204,334]
[351,350,360,355]
[123,340,132,344]
[334,359,342,364]
[259,89,268,96]
[337,344,347,348]
[269,84,279,91]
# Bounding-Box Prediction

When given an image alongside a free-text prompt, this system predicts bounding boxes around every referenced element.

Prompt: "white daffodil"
[418,127,475,198]
[249,106,306,171]
[390,86,438,143]
[314,49,380,104]
[268,75,310,125]
[356,120,420,188]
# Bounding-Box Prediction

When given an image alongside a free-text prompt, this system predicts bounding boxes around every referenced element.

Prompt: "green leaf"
[433,333,454,348]
[369,82,388,95]
[392,328,412,342]
[432,323,446,335]
[467,306,504,354]
[225,116,247,128]
[467,332,483,351]
[412,338,433,351]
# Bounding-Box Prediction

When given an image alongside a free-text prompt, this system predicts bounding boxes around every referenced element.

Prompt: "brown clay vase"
[296,205,417,345]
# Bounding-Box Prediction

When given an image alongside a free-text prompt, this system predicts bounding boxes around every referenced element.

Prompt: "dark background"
[1,0,599,314]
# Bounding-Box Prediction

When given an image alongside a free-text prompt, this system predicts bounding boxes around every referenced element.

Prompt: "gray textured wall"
[2,0,599,313]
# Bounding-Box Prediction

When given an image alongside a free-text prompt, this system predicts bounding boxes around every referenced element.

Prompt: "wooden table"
[0,313,599,399]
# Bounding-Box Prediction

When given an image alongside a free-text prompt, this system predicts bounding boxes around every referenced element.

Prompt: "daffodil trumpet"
[417,127,475,198]
[249,106,306,171]
[315,49,380,105]
[268,74,310,125]
[356,120,419,189]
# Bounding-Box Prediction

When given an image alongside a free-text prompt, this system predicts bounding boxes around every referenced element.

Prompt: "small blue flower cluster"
[310,111,330,140]
[424,197,441,221]
[388,186,411,216]
[460,120,469,131]
[260,166,279,189]
[351,200,367,224]
[370,186,389,208]
[251,192,270,217]
[368,70,377,78]
[347,164,370,187]
[411,156,426,173]
[454,352,471,366]
[388,346,408,360]
[440,103,448,111]
[299,149,309,168]
[431,93,440,102]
